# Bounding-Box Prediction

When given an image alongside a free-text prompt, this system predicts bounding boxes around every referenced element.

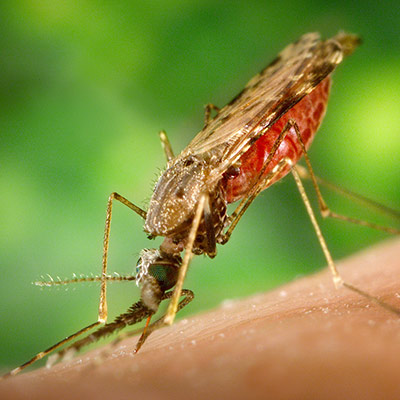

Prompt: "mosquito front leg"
[159,130,174,162]
[287,119,400,235]
[100,192,147,321]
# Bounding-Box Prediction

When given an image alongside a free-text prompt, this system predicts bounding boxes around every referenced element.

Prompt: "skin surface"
[1,238,400,400]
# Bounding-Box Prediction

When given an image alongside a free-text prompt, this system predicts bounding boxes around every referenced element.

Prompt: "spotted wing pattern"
[179,32,359,181]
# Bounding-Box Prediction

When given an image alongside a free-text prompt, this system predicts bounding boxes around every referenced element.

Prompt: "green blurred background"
[1,1,399,371]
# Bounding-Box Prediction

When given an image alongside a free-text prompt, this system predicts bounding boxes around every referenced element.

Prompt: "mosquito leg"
[295,164,400,228]
[222,151,400,316]
[222,117,399,245]
[106,192,147,220]
[287,119,399,235]
[99,192,147,322]
[164,193,207,325]
[2,321,102,378]
[204,103,221,125]
[290,162,400,316]
[159,130,174,162]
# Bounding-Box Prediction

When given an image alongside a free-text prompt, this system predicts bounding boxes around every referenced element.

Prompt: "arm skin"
[1,238,400,400]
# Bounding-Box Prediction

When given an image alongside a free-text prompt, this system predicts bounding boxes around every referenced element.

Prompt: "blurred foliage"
[1,0,399,371]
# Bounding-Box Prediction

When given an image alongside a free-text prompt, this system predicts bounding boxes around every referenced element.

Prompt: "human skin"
[1,238,400,400]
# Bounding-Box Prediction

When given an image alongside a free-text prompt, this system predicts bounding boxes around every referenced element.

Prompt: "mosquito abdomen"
[224,77,331,203]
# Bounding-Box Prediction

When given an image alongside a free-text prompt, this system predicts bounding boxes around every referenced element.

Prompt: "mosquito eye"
[148,264,178,291]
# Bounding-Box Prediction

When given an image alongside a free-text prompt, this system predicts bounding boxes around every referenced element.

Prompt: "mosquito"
[4,31,399,378]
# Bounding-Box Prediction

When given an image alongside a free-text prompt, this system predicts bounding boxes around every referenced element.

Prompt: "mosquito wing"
[179,32,359,180]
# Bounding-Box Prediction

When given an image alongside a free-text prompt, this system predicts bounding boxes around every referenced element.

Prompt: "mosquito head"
[136,249,181,311]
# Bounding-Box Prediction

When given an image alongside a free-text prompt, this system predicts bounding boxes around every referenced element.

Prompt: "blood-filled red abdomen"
[224,77,331,203]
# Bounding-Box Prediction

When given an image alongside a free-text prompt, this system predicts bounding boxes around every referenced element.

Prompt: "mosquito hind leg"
[287,119,399,235]
[290,162,400,316]
[222,151,400,317]
[222,117,399,246]
[295,164,400,233]
[296,164,400,219]
[215,113,400,316]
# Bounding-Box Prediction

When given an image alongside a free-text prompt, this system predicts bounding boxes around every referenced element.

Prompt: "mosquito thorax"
[144,155,216,237]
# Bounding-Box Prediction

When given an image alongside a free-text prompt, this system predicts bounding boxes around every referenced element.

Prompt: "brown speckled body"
[144,155,227,256]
